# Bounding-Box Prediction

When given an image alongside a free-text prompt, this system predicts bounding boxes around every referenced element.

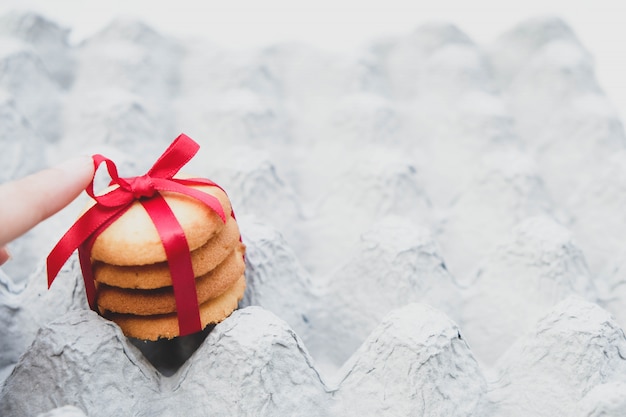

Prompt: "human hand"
[0,157,95,266]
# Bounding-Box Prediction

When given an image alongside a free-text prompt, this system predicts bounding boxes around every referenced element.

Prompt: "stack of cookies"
[88,182,246,341]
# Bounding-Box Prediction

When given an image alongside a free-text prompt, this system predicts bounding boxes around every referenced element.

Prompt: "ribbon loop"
[47,133,229,337]
[147,133,200,179]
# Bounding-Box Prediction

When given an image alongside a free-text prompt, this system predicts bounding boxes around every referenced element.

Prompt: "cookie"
[89,183,233,266]
[105,275,246,340]
[96,243,246,315]
[93,216,241,289]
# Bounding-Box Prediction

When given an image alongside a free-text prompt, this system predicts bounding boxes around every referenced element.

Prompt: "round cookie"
[105,275,246,340]
[90,183,233,266]
[93,216,241,289]
[96,243,246,315]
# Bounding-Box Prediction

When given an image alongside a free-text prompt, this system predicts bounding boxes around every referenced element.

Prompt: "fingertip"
[53,155,95,187]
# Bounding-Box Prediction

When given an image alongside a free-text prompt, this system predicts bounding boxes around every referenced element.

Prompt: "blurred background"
[0,0,625,117]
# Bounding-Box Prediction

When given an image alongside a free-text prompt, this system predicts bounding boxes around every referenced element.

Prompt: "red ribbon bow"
[47,133,227,337]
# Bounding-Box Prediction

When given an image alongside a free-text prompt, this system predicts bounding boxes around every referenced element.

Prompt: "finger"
[0,156,94,247]
[0,246,10,266]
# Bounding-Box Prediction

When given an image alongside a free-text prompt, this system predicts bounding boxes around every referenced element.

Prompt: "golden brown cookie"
[105,275,246,340]
[96,243,245,315]
[93,216,241,289]
[89,183,233,266]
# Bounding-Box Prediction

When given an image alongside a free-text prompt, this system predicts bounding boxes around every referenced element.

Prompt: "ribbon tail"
[174,178,239,222]
[141,194,202,336]
[47,227,81,288]
[152,179,227,222]
[169,178,241,247]
[78,244,98,310]
[47,205,123,288]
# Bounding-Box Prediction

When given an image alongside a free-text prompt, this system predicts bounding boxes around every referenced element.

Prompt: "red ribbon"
[47,133,227,337]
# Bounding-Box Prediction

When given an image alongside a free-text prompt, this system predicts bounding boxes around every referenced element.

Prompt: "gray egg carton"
[1,11,626,417]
